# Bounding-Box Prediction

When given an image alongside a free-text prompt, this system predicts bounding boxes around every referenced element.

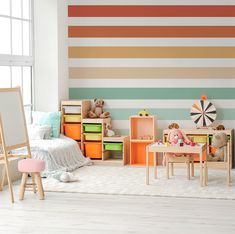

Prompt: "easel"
[0,88,32,203]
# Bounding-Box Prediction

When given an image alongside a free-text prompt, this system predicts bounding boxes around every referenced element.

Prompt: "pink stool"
[18,159,45,200]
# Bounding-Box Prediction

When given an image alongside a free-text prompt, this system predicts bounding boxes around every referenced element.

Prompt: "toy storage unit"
[103,136,129,165]
[82,118,110,160]
[130,115,156,166]
[61,100,91,148]
[163,129,234,168]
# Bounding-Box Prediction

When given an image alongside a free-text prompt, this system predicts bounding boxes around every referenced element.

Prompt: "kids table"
[146,143,207,187]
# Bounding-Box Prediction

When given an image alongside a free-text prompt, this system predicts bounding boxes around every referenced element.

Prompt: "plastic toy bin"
[84,142,102,159]
[64,106,81,114]
[83,124,102,133]
[104,142,123,151]
[83,133,102,141]
[64,124,81,140]
[64,114,81,123]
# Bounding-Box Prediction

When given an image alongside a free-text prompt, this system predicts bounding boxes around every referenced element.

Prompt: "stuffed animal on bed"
[207,132,228,161]
[162,129,192,166]
[88,99,110,118]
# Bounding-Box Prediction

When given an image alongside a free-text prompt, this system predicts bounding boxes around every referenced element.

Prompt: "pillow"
[27,125,52,140]
[32,111,61,138]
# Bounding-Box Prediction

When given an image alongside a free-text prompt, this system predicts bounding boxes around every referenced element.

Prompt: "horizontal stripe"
[68,17,235,26]
[68,38,235,47]
[69,68,235,79]
[68,6,235,17]
[69,58,235,68]
[69,88,235,99]
[112,120,235,130]
[69,79,235,88]
[68,0,235,6]
[98,108,235,120]
[103,100,235,109]
[68,47,235,58]
[68,26,235,38]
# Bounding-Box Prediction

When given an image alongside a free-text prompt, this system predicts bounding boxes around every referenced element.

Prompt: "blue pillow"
[32,111,61,138]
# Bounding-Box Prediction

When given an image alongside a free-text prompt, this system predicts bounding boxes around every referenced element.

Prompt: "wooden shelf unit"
[130,115,156,166]
[163,128,234,168]
[61,100,91,149]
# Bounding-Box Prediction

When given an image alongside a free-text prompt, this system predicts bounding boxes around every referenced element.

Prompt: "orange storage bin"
[84,142,102,159]
[64,124,81,140]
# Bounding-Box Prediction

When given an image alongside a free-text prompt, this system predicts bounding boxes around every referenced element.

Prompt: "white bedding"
[13,135,91,177]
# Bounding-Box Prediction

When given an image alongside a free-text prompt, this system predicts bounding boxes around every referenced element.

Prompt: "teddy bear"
[105,123,115,137]
[88,99,110,118]
[162,129,192,166]
[207,132,228,161]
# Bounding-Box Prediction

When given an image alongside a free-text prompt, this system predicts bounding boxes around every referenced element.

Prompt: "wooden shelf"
[131,139,154,143]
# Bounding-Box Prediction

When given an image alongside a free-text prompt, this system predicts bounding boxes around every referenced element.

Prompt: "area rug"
[42,165,235,200]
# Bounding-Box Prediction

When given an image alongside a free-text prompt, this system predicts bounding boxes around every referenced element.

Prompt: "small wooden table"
[146,143,207,187]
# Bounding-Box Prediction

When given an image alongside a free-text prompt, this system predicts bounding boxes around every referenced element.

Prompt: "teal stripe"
[106,108,235,120]
[69,88,235,100]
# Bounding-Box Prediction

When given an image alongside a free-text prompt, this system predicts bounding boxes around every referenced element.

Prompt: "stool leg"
[170,163,174,176]
[191,159,194,177]
[31,173,37,193]
[187,162,190,180]
[35,173,44,200]
[166,160,169,179]
[19,173,28,200]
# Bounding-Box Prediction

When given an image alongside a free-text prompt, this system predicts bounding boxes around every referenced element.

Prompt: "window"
[0,0,33,122]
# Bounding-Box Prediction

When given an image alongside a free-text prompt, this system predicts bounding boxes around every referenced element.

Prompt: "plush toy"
[168,123,180,129]
[52,171,78,183]
[105,123,115,137]
[215,124,225,131]
[88,99,110,118]
[162,129,192,166]
[207,132,228,161]
[138,109,150,117]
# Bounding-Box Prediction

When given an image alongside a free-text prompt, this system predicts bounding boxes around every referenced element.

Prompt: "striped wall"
[67,0,235,139]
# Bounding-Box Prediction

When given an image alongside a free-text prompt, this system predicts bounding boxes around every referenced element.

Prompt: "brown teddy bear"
[88,99,110,118]
[207,132,228,161]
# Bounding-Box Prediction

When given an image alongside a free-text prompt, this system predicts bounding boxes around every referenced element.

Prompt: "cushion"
[18,159,45,173]
[32,111,61,138]
[28,125,52,140]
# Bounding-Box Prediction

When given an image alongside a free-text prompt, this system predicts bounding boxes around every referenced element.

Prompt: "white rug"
[42,165,235,200]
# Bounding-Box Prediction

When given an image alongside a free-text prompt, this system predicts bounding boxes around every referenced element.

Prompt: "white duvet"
[13,135,91,177]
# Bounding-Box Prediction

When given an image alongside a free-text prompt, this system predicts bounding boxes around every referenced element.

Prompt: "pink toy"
[162,129,192,166]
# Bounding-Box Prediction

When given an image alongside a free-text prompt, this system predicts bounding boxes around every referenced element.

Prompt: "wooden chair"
[166,154,194,180]
[18,159,45,200]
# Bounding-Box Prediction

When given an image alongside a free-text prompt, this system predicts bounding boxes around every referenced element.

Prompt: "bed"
[12,135,91,177]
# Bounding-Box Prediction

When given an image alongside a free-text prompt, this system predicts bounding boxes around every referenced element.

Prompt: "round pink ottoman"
[18,159,45,200]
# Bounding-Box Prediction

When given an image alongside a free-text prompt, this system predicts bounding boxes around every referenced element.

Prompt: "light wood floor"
[0,186,235,234]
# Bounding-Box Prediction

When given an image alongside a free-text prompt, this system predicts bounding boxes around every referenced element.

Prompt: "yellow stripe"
[68,46,235,58]
[69,67,235,79]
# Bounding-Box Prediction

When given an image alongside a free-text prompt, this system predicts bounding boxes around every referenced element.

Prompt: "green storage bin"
[83,124,102,133]
[84,133,102,141]
[104,142,123,151]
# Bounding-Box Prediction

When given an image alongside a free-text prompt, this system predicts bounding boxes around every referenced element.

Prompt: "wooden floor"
[1,186,235,234]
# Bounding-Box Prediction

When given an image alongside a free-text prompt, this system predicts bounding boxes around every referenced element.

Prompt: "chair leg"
[31,173,37,193]
[170,163,174,176]
[19,173,28,200]
[187,162,190,180]
[166,161,169,179]
[191,159,194,177]
[35,173,44,200]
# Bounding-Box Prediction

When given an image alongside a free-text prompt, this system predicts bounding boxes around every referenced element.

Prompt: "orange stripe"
[68,47,235,58]
[68,26,235,38]
[68,5,235,17]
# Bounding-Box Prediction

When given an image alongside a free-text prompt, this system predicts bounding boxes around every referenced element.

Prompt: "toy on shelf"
[207,132,228,161]
[190,95,217,128]
[105,123,115,137]
[138,109,150,117]
[215,124,225,131]
[88,99,110,118]
[168,122,180,129]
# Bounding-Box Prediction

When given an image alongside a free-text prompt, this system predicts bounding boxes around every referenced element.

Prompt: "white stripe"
[68,0,235,6]
[69,79,235,88]
[69,59,235,68]
[68,38,235,47]
[102,100,235,109]
[112,120,235,130]
[68,17,235,26]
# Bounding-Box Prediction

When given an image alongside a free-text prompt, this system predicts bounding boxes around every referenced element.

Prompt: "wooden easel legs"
[0,165,6,191]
